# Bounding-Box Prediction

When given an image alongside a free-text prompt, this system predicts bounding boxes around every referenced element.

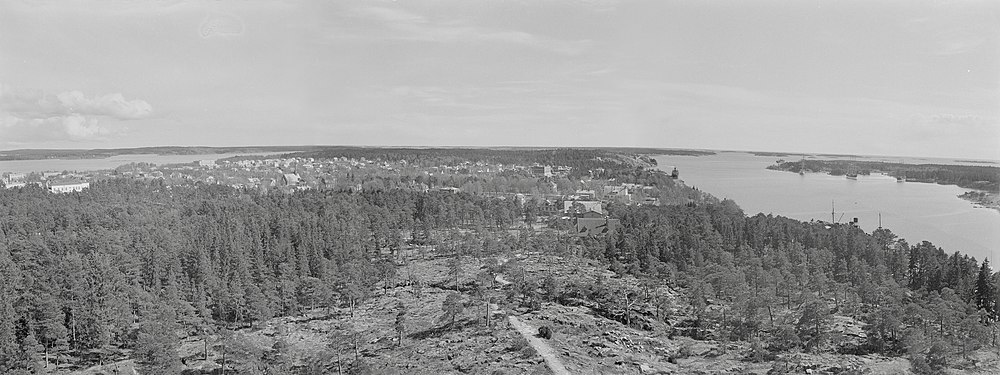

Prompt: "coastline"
[959,191,1000,213]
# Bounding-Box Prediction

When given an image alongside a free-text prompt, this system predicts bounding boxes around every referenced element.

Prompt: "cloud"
[0,84,151,142]
[55,91,152,119]
[928,113,991,126]
[342,5,590,55]
[199,12,246,38]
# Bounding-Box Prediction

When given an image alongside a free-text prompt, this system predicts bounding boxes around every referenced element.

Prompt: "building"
[537,199,561,217]
[2,173,27,188]
[563,200,603,216]
[282,173,301,186]
[603,185,631,204]
[574,189,597,200]
[604,185,626,195]
[48,181,89,194]
[574,218,620,237]
[529,165,552,177]
[199,159,217,168]
[641,197,660,206]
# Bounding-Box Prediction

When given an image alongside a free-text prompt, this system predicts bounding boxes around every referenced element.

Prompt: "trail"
[493,271,570,375]
[507,314,571,375]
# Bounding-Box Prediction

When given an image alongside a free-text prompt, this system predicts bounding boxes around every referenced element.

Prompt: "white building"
[49,181,89,194]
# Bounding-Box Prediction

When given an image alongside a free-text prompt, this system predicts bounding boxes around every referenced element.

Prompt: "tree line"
[0,180,527,373]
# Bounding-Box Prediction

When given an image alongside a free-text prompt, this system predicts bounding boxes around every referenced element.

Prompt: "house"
[2,173,26,188]
[604,185,626,195]
[529,165,552,177]
[563,200,603,216]
[574,218,620,237]
[538,199,561,216]
[282,173,301,186]
[603,185,631,204]
[198,159,217,168]
[48,181,89,194]
[574,190,597,200]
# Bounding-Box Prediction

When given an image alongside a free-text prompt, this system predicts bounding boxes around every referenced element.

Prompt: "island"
[768,159,1000,210]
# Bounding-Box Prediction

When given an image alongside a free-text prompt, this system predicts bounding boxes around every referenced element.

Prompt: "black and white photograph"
[0,0,997,374]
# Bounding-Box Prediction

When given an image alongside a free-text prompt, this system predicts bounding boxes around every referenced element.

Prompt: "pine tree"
[0,294,19,372]
[19,329,45,375]
[441,292,463,327]
[394,301,407,346]
[135,297,182,375]
[975,259,994,318]
[35,290,69,369]
[796,296,831,353]
[447,254,462,290]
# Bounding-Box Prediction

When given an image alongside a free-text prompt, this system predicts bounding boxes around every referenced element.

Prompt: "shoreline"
[959,191,1000,213]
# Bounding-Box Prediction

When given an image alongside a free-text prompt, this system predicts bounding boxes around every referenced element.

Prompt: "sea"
[654,152,1000,265]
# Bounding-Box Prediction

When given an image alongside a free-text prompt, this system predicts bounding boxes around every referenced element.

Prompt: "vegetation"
[0,148,998,373]
[769,159,999,192]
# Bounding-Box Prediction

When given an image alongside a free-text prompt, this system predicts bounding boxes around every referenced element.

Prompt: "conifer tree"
[796,296,831,353]
[441,292,463,327]
[0,294,19,372]
[975,259,994,318]
[19,329,45,375]
[394,301,407,346]
[135,297,182,375]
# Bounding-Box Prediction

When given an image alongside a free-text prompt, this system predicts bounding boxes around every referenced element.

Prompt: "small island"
[768,159,1000,211]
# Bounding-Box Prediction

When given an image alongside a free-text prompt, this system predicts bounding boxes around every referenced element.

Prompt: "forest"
[0,150,997,374]
[769,159,1000,192]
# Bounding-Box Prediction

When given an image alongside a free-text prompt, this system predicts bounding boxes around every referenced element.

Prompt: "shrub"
[538,326,552,339]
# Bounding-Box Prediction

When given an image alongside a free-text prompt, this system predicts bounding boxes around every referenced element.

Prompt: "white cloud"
[55,91,152,119]
[0,84,151,143]
[343,5,590,55]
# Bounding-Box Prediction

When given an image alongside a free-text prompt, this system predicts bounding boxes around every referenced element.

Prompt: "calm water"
[0,152,280,174]
[654,152,1000,264]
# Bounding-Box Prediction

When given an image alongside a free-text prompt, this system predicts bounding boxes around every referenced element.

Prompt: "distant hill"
[0,146,322,161]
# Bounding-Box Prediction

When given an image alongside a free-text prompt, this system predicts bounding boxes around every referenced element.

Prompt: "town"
[1,153,675,236]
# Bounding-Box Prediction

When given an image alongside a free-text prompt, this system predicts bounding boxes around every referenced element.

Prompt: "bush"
[518,345,537,359]
[538,326,552,339]
[768,324,801,353]
[744,338,776,363]
[509,334,529,352]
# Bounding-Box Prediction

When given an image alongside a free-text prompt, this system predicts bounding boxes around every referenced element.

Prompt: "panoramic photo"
[0,0,998,374]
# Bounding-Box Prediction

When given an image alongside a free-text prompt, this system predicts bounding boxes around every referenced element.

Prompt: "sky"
[0,0,997,160]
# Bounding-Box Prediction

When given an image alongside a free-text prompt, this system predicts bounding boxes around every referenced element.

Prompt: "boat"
[798,158,805,175]
[846,162,858,180]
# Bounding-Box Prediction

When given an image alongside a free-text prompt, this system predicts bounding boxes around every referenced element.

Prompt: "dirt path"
[507,313,571,375]
[495,266,570,374]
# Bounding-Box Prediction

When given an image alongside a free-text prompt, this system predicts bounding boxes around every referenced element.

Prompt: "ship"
[670,167,679,179]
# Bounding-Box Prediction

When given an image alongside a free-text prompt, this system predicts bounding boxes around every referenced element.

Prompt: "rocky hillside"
[69,249,1000,375]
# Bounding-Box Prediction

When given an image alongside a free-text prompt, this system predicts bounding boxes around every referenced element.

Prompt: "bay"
[654,152,1000,264]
